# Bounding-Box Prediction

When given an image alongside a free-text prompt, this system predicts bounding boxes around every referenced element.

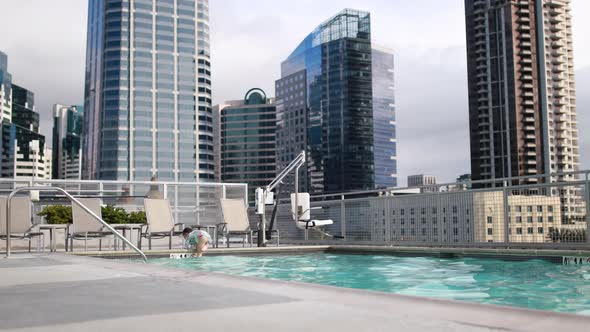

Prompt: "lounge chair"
[69,198,113,251]
[219,198,279,247]
[0,196,44,252]
[139,198,184,250]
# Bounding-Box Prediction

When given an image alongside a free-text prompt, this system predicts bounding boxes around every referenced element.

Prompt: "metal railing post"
[503,181,510,245]
[340,195,346,240]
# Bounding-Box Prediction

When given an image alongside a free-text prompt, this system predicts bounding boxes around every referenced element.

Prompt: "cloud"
[0,0,588,186]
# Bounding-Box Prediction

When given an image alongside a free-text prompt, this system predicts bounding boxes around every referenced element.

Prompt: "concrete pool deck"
[1,249,590,332]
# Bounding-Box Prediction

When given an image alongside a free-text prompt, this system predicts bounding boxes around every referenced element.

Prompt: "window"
[527,227,534,234]
[454,228,459,236]
[527,216,533,223]
[453,216,458,224]
[410,208,415,215]
[548,206,554,212]
[401,209,405,216]
[487,228,493,235]
[487,216,493,224]
[538,216,543,223]
[432,207,437,214]
[516,228,523,235]
[537,206,543,212]
[527,206,533,213]
[516,206,522,212]
[538,227,543,234]
[548,216,554,223]
[421,208,426,215]
[516,216,522,223]
[452,206,457,213]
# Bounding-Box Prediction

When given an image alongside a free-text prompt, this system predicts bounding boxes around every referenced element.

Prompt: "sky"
[0,0,588,185]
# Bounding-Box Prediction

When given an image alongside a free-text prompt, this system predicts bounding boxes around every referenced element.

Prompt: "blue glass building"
[53,105,84,179]
[275,9,397,194]
[372,46,397,188]
[83,0,213,182]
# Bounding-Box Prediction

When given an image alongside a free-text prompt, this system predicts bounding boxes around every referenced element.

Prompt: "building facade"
[372,46,397,188]
[0,82,51,179]
[465,0,582,224]
[276,9,397,194]
[0,51,12,123]
[215,89,276,203]
[52,104,84,179]
[407,174,437,193]
[83,0,213,182]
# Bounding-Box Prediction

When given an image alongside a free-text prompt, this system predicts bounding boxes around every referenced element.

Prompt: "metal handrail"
[4,186,148,263]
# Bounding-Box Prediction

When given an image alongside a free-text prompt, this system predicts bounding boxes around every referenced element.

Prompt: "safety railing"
[0,179,248,227]
[268,171,590,250]
[5,187,148,263]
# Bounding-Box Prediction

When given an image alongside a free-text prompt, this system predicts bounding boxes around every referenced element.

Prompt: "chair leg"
[138,235,142,250]
[28,238,32,252]
[99,239,102,251]
[148,234,152,250]
[227,235,230,248]
[169,232,172,250]
[70,236,74,252]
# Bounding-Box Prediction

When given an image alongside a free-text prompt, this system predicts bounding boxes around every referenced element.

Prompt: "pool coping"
[69,244,590,262]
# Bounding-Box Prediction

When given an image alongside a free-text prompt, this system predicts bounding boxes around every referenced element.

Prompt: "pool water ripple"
[149,253,590,314]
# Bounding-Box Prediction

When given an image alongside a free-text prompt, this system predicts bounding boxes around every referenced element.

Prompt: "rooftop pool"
[149,253,590,314]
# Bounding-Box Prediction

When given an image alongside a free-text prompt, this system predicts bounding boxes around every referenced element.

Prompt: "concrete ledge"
[65,244,590,261]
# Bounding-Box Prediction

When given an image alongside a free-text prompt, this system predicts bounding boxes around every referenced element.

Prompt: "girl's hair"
[182,227,193,235]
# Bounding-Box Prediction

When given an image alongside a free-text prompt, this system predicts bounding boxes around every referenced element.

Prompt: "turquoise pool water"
[150,253,590,314]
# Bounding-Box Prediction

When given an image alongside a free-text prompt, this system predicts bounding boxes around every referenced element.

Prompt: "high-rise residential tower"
[83,0,213,181]
[275,9,397,194]
[52,104,84,179]
[465,0,582,223]
[372,46,398,188]
[214,88,276,203]
[0,51,12,123]
[0,83,51,179]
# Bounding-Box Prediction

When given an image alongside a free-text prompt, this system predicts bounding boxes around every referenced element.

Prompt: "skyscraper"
[372,46,398,188]
[0,51,12,124]
[52,104,84,179]
[83,0,213,182]
[214,88,276,203]
[0,82,51,179]
[275,9,397,194]
[465,0,581,223]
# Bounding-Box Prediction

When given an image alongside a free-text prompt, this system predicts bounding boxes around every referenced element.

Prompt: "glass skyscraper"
[83,0,213,182]
[372,46,397,188]
[276,9,397,194]
[0,51,12,124]
[214,88,276,204]
[53,104,84,179]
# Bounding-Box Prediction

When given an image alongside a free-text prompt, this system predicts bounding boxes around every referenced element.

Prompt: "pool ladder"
[4,186,148,263]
